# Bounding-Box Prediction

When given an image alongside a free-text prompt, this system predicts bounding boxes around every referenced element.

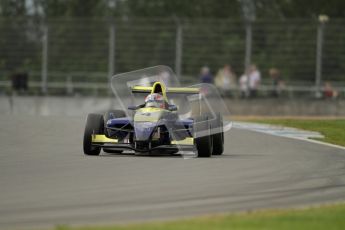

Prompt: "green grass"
[239,119,345,147]
[55,204,345,230]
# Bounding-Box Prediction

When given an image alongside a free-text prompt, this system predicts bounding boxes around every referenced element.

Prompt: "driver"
[145,93,169,109]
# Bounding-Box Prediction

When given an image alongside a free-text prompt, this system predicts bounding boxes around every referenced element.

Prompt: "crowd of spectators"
[198,63,265,98]
[4,66,341,100]
[198,64,341,99]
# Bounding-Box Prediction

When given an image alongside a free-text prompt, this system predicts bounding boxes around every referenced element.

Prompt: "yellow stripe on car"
[171,137,194,145]
[131,86,153,93]
[134,107,167,122]
[139,107,167,112]
[92,135,118,143]
[167,87,199,94]
[134,117,160,122]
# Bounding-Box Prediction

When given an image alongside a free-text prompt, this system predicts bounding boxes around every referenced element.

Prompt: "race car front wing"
[91,134,194,153]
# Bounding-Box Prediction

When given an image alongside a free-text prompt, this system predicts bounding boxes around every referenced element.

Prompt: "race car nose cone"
[134,122,156,141]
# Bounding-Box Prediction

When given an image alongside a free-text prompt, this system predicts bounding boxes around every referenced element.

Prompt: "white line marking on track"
[233,122,345,151]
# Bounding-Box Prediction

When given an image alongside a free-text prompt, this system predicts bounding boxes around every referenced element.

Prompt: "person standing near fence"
[323,82,338,99]
[248,64,261,98]
[269,67,282,97]
[215,64,237,96]
[199,66,213,84]
[10,71,28,94]
[239,68,249,98]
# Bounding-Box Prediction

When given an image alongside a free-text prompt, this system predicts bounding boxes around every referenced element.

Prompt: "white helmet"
[145,93,165,108]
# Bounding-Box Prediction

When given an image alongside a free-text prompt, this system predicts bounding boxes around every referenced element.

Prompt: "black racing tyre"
[103,110,126,154]
[83,113,104,155]
[211,113,224,155]
[194,115,213,158]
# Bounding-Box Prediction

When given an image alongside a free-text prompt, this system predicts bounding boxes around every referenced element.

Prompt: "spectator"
[199,66,213,84]
[239,69,249,98]
[323,82,338,99]
[215,64,237,95]
[10,72,28,93]
[248,64,261,98]
[269,67,282,97]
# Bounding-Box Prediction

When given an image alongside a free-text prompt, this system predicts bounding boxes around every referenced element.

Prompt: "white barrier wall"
[0,96,115,116]
[1,96,345,116]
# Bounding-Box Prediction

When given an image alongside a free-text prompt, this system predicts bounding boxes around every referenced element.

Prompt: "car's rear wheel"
[194,115,213,158]
[83,113,104,155]
[103,110,126,154]
[211,113,224,155]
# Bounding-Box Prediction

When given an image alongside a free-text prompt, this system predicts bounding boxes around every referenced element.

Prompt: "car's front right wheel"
[83,113,104,156]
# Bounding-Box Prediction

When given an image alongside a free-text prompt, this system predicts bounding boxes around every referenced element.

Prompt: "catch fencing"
[0,17,344,97]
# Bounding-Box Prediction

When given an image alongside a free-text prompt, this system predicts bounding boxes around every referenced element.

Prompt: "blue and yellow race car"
[83,81,224,158]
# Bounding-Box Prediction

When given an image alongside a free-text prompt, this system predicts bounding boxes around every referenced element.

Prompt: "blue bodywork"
[106,117,193,142]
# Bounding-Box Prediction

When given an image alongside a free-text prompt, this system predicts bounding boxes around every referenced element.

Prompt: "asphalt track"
[1,115,345,229]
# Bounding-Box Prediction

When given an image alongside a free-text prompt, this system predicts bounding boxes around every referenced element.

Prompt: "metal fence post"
[108,23,115,88]
[41,24,48,94]
[315,15,329,98]
[240,0,255,71]
[244,21,252,71]
[175,21,183,78]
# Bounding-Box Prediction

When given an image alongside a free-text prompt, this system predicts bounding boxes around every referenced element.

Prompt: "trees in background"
[0,0,345,82]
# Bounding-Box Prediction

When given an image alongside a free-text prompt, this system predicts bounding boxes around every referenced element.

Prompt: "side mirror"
[128,105,138,110]
[168,105,177,111]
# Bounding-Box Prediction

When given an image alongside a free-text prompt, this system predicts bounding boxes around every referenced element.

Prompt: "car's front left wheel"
[211,113,224,155]
[194,115,213,158]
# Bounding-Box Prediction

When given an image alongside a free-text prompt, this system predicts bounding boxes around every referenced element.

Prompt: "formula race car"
[83,66,231,157]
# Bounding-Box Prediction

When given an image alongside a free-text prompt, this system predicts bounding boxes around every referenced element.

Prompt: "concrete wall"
[0,96,114,117]
[224,98,345,116]
[1,96,344,116]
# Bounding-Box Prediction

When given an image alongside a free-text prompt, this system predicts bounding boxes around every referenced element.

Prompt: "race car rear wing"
[131,86,200,95]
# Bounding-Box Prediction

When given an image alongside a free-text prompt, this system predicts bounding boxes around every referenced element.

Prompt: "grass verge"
[55,203,345,230]
[236,118,345,147]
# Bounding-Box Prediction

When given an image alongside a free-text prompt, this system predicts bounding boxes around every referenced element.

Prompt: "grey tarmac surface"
[0,115,345,229]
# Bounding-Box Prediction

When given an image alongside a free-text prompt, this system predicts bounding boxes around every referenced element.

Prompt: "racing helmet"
[145,93,165,108]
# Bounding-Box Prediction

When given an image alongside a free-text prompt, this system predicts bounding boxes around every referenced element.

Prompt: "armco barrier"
[1,96,344,116]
